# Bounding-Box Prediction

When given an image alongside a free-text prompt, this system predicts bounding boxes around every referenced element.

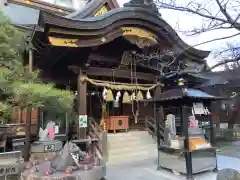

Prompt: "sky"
[116,0,240,70]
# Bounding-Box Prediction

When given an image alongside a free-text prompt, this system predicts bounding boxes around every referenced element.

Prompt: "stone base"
[21,161,106,180]
[31,140,63,153]
[30,151,60,162]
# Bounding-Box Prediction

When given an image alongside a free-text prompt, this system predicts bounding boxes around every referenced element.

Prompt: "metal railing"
[215,128,240,141]
[145,116,164,142]
[88,118,108,161]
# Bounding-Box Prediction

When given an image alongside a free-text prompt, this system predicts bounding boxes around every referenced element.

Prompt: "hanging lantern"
[106,89,114,102]
[130,92,136,101]
[122,91,131,104]
[136,91,144,100]
[146,90,152,99]
[177,78,185,86]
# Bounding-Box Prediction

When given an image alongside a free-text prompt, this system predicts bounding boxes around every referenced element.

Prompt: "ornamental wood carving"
[94,6,109,16]
[48,37,78,47]
[120,27,158,43]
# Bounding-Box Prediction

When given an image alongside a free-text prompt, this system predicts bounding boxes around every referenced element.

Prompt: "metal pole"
[24,49,33,161]
[208,103,218,172]
[155,103,160,167]
[181,106,193,180]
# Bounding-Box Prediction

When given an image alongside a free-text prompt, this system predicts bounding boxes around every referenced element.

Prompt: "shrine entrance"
[86,80,155,133]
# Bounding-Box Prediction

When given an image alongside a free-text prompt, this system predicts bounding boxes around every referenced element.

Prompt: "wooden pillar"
[77,68,87,139]
[24,49,33,161]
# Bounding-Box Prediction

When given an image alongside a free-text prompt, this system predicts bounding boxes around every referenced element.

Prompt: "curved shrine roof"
[144,88,226,103]
[35,0,210,61]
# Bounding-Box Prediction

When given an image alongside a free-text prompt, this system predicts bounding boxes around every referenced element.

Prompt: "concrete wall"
[0,0,7,8]
[1,3,39,25]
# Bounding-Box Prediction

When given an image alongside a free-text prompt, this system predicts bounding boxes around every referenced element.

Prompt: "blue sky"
[117,0,239,70]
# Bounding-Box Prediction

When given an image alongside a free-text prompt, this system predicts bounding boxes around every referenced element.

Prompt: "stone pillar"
[77,68,87,139]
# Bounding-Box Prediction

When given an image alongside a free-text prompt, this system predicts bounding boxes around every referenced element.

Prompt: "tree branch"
[210,56,240,70]
[215,0,240,30]
[157,1,230,24]
[192,32,240,48]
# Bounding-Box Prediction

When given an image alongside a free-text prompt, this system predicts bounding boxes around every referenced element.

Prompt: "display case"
[39,110,69,142]
[143,87,226,180]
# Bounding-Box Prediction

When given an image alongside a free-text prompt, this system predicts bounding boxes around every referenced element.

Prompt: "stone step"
[107,130,157,165]
[108,138,155,149]
[108,143,156,155]
[107,131,149,138]
[107,131,154,144]
[107,149,157,165]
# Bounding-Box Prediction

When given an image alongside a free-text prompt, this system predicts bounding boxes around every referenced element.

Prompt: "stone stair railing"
[88,118,108,161]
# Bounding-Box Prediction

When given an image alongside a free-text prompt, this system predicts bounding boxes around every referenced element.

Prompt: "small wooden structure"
[144,87,226,179]
[106,116,129,133]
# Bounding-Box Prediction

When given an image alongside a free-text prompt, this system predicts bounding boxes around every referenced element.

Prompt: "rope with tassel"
[80,76,160,91]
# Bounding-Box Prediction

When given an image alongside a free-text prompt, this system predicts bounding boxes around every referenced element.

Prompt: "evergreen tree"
[0,11,74,122]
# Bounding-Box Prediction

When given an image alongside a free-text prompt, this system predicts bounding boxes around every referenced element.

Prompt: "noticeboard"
[0,151,21,176]
[79,115,88,128]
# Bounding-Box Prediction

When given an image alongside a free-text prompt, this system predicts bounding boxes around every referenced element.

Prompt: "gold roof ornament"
[106,89,114,102]
[177,78,185,86]
[146,90,152,99]
[136,90,144,100]
[122,91,131,104]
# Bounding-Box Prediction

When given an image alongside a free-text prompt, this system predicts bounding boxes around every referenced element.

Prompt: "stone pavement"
[217,141,240,159]
[106,155,240,180]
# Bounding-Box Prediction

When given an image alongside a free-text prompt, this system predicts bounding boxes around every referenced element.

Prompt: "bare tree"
[155,0,240,70]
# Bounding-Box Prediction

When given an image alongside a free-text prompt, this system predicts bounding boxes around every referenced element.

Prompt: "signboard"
[193,103,205,115]
[79,115,88,128]
[0,151,21,176]
[71,152,84,163]
[12,138,25,155]
[44,144,55,152]
[0,166,18,176]
[12,141,24,147]
[54,125,59,134]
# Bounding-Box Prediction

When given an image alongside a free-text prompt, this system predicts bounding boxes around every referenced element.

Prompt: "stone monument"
[30,121,63,161]
[22,141,106,180]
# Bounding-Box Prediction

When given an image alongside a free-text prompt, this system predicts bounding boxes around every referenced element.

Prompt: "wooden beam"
[77,68,87,139]
[89,53,119,63]
[87,67,156,82]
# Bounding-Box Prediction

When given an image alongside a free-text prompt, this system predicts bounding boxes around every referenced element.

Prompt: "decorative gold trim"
[48,27,159,47]
[94,6,109,17]
[48,37,78,47]
[120,27,158,42]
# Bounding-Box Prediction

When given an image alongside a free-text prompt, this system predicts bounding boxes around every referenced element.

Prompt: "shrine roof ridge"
[142,88,227,102]
[38,7,210,59]
[66,0,119,19]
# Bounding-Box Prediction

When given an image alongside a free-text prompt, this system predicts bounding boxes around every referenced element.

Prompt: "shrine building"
[1,0,211,139]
